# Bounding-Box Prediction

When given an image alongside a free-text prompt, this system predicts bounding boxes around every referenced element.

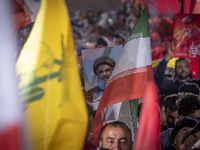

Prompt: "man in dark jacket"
[154,42,200,98]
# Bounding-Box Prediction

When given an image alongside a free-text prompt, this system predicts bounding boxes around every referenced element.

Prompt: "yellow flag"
[16,0,88,149]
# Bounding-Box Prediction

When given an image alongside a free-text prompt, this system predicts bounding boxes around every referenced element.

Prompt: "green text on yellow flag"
[16,0,88,149]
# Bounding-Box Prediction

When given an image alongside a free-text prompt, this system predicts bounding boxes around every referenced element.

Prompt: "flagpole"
[129,99,138,137]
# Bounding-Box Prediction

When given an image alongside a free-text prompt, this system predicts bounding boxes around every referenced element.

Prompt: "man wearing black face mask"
[84,56,116,114]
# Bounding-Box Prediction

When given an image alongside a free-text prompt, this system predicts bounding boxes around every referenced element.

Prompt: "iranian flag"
[92,8,153,145]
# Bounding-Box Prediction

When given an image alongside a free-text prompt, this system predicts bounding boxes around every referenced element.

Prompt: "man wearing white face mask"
[84,56,116,113]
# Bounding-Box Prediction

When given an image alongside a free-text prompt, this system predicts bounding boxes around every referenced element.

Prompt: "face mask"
[97,79,107,90]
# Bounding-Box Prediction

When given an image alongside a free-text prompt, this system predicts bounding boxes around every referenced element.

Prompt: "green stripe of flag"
[127,8,149,42]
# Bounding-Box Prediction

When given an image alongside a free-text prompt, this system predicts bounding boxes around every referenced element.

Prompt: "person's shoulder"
[161,128,173,137]
[190,78,200,85]
[161,128,175,150]
[190,78,200,81]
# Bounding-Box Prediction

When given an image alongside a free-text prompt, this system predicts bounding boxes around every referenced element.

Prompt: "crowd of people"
[71,6,174,61]
[16,2,200,149]
[68,5,200,150]
[83,42,200,150]
[154,42,200,150]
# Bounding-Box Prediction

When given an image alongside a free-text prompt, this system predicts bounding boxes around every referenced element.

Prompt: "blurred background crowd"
[17,0,176,61]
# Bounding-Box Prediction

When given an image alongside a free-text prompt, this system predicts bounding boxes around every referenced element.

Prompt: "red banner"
[173,14,200,59]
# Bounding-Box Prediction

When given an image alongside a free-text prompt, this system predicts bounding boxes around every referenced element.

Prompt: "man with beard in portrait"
[84,56,116,115]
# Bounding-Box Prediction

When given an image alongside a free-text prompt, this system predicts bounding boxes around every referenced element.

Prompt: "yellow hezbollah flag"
[16,0,88,149]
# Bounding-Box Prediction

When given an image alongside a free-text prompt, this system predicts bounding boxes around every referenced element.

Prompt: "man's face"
[175,60,190,81]
[160,106,167,129]
[99,125,132,150]
[165,108,179,128]
[174,126,200,150]
[174,127,191,150]
[96,64,113,83]
[183,130,200,150]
